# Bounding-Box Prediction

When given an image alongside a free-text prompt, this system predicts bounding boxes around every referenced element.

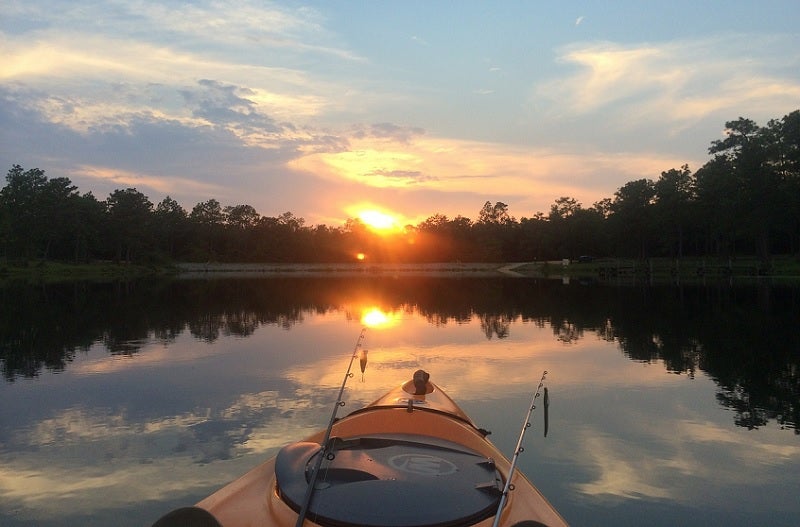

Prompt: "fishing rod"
[295,328,367,527]
[492,370,548,527]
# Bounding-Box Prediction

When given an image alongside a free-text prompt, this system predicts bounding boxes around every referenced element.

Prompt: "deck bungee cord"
[295,328,368,527]
[492,371,549,527]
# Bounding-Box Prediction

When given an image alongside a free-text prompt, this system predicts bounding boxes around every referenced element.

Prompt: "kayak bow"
[153,370,568,527]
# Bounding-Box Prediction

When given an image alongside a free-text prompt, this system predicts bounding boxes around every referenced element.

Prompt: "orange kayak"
[153,370,569,527]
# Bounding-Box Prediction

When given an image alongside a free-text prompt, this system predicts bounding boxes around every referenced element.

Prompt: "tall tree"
[475,202,514,261]
[767,111,800,253]
[653,165,695,258]
[71,192,106,262]
[154,196,189,259]
[190,199,225,259]
[609,179,656,258]
[709,117,781,266]
[106,188,154,262]
[0,166,93,261]
[1,165,49,259]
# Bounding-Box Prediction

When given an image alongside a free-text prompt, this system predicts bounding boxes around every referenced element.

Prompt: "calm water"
[1,276,798,526]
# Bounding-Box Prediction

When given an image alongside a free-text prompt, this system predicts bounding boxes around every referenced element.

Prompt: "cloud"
[74,164,227,198]
[350,122,426,143]
[290,131,688,210]
[0,34,336,128]
[2,0,363,62]
[535,35,800,129]
[575,16,585,26]
[411,35,430,46]
[179,79,291,147]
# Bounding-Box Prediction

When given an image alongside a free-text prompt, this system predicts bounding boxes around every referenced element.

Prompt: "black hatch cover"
[276,435,502,527]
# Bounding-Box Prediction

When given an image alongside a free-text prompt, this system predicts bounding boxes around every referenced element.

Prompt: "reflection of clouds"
[567,400,800,504]
[0,388,323,518]
[677,420,800,466]
[70,335,221,376]
[574,432,671,500]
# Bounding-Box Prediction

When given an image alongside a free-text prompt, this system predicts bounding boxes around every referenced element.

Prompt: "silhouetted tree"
[609,179,656,258]
[190,199,225,259]
[106,188,154,262]
[154,196,190,259]
[708,118,780,267]
[653,165,695,258]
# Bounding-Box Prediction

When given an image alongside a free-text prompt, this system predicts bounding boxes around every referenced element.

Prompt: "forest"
[1,111,798,267]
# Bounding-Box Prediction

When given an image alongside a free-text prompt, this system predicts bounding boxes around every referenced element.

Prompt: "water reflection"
[0,277,798,526]
[2,278,797,435]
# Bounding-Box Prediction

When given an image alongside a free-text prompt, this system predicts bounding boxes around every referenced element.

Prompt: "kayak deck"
[179,373,569,527]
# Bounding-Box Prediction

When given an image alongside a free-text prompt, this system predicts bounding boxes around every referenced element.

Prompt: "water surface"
[1,277,798,526]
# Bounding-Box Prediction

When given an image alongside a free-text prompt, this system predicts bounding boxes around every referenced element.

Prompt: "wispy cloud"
[3,0,364,61]
[536,35,800,128]
[74,164,227,198]
[411,35,430,46]
[290,132,686,210]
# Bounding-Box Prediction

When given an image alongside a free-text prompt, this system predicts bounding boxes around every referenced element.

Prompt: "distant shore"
[2,258,799,284]
[174,262,531,278]
[174,259,800,280]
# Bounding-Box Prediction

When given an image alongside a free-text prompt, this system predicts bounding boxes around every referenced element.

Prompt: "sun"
[358,209,399,233]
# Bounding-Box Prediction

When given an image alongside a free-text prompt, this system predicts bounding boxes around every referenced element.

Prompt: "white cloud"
[3,0,362,61]
[535,35,800,130]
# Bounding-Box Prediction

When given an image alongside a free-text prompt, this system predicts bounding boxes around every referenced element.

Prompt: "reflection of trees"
[0,277,797,433]
[551,318,582,343]
[478,313,512,339]
[588,283,799,434]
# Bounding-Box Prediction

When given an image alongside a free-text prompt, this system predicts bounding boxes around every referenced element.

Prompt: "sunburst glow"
[359,210,399,232]
[360,307,399,329]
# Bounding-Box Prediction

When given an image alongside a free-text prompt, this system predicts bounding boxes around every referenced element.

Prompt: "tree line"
[1,110,798,266]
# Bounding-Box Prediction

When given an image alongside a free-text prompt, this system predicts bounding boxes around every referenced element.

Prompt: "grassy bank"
[521,256,800,280]
[0,261,175,284]
[2,257,799,284]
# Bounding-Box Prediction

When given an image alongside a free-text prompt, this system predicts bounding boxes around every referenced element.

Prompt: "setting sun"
[358,209,398,232]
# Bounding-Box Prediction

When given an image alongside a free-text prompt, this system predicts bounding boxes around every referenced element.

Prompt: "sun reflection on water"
[360,307,400,329]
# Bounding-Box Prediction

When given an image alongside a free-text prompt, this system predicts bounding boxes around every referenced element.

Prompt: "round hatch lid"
[276,435,502,527]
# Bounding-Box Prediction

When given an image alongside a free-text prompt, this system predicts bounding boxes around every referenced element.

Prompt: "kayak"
[153,369,568,527]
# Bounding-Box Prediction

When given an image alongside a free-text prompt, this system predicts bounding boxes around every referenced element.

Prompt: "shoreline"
[2,259,799,283]
[174,262,531,278]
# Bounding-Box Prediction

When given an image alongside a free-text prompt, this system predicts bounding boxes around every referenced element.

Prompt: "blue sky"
[2,1,798,227]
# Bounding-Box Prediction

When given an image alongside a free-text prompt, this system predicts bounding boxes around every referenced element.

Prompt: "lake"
[1,274,798,526]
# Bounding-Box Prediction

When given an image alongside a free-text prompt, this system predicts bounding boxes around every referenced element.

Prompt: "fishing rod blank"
[295,328,367,527]
[492,370,548,527]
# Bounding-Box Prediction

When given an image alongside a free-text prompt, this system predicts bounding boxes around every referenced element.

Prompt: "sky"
[2,1,799,228]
